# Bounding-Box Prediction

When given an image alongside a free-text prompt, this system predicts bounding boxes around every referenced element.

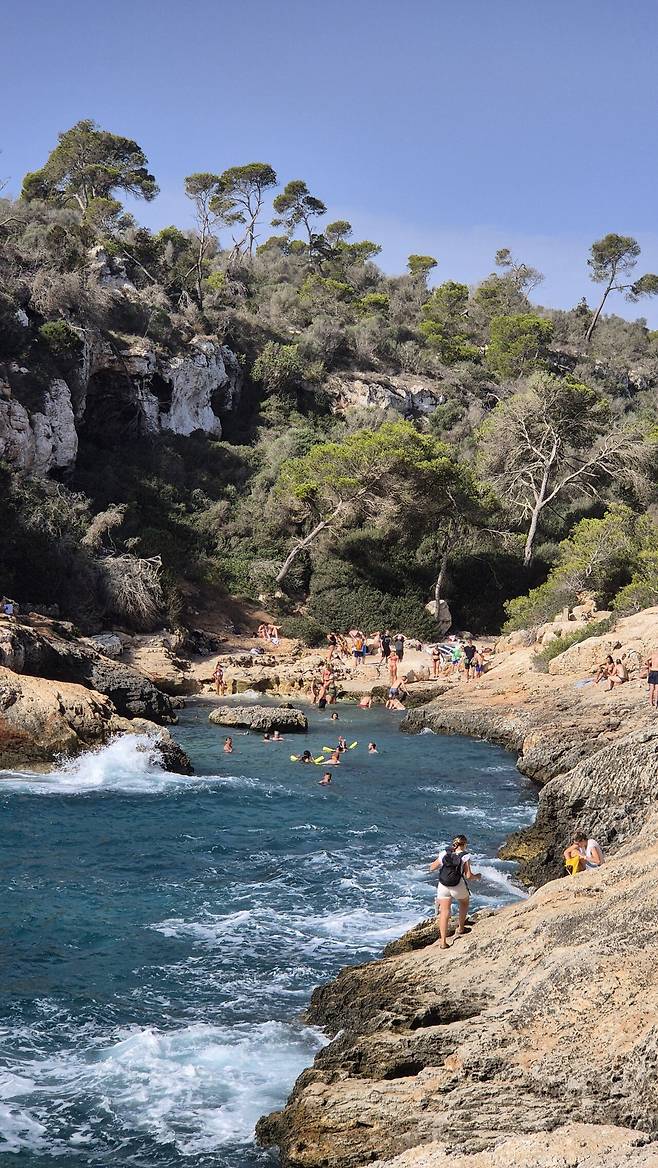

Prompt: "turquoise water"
[0,701,536,1166]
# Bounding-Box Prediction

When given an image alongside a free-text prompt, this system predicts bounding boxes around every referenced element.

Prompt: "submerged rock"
[208,704,308,732]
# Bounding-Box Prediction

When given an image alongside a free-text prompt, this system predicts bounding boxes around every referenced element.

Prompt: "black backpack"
[438,849,463,887]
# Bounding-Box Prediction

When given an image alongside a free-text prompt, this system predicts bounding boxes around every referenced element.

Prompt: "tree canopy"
[22,120,158,212]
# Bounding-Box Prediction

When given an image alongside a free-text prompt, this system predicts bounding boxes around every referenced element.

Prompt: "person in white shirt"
[564,832,604,874]
[430,834,481,949]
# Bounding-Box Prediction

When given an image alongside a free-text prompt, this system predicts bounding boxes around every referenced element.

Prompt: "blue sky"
[4,0,658,321]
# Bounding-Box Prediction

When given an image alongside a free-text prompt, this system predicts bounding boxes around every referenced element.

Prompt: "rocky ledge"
[0,613,175,722]
[258,793,658,1166]
[0,665,190,772]
[0,613,191,772]
[208,704,308,732]
[258,607,658,1167]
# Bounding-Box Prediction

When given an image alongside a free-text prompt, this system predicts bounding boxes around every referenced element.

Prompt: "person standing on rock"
[462,640,477,681]
[430,835,480,949]
[646,649,658,707]
[213,661,226,696]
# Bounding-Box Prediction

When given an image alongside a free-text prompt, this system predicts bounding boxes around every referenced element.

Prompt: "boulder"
[83,633,124,659]
[208,704,308,732]
[0,617,174,722]
[0,666,190,772]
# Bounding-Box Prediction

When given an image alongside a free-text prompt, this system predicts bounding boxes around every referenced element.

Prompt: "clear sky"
[4,0,658,321]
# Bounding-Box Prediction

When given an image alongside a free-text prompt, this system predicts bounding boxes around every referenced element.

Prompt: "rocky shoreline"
[257,608,658,1167]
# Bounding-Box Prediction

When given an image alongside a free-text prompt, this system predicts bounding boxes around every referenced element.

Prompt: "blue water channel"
[0,700,536,1166]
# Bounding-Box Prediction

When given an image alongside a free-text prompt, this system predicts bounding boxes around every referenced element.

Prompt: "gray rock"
[208,704,307,732]
[0,618,174,723]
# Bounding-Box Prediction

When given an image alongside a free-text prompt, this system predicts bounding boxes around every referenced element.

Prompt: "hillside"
[3,121,658,641]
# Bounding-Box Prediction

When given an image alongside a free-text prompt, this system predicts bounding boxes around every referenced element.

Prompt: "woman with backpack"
[430,835,480,949]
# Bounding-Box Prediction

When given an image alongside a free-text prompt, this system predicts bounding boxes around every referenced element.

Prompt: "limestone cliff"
[0,333,242,475]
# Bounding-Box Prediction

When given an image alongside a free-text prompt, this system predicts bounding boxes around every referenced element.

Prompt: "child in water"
[368,741,378,753]
[319,771,332,786]
[223,737,233,753]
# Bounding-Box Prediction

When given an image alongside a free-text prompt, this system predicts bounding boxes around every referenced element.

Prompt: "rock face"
[0,376,78,474]
[0,334,242,475]
[327,371,446,417]
[122,630,201,696]
[208,704,308,732]
[0,666,190,772]
[257,803,658,1167]
[371,1125,656,1168]
[0,616,174,722]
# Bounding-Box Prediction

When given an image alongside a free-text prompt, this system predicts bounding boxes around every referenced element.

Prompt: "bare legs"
[436,897,469,948]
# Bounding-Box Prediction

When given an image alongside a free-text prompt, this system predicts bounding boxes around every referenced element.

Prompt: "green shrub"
[534,615,615,667]
[38,320,83,360]
[281,615,326,646]
[252,341,305,394]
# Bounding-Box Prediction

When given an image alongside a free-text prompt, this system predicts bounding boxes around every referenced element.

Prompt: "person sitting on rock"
[564,832,604,874]
[605,658,628,690]
[594,655,614,684]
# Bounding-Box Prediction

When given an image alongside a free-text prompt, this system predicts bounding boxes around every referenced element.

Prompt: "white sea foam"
[0,735,175,795]
[0,1021,324,1155]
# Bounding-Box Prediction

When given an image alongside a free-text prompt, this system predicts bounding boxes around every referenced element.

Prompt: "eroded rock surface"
[258,805,658,1167]
[208,704,308,732]
[0,615,174,722]
[0,667,190,771]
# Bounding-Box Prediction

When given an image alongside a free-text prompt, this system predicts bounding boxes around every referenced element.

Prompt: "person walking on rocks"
[646,649,658,707]
[430,835,480,949]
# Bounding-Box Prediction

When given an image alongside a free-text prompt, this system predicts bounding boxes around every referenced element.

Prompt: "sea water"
[0,702,536,1166]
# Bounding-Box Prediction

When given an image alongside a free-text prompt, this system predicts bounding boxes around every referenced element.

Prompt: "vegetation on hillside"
[3,119,658,633]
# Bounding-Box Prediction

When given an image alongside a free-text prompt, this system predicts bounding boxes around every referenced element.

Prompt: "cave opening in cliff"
[80,371,151,446]
[150,372,173,413]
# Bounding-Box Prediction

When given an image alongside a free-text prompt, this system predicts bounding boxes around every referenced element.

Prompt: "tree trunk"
[434,545,450,620]
[585,277,614,344]
[275,509,341,586]
[523,504,542,567]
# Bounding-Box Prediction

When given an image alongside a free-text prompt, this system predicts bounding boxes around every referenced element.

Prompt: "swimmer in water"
[338,735,348,752]
[292,750,315,764]
[272,730,283,741]
[263,732,271,741]
[319,771,332,786]
[328,748,341,765]
[331,711,339,721]
[368,741,378,753]
[223,736,233,753]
